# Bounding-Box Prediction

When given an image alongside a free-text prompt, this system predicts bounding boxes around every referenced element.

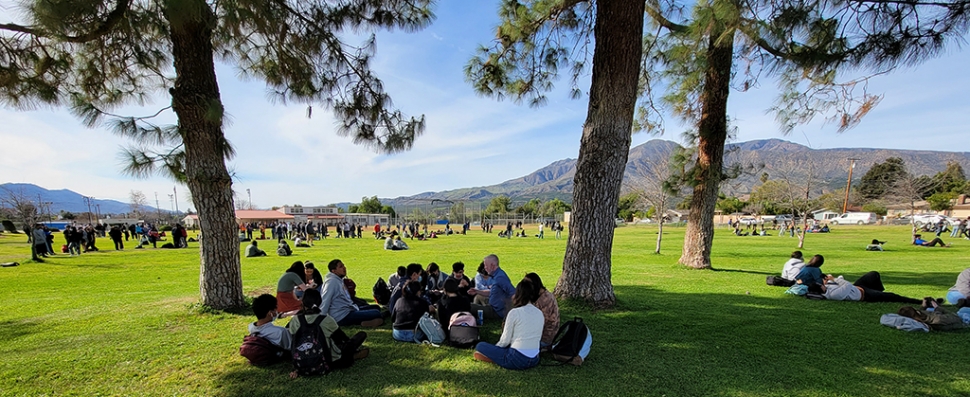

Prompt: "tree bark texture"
[166,1,245,309]
[555,0,644,308]
[655,220,664,254]
[679,28,735,270]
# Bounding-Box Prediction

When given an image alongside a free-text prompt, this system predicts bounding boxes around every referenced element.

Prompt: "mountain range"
[6,139,970,215]
[377,139,970,208]
[0,183,164,216]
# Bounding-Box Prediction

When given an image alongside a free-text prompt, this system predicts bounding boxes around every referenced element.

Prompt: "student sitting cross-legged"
[473,279,543,370]
[391,280,432,343]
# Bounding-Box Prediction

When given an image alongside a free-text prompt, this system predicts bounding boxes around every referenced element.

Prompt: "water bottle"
[477,310,484,326]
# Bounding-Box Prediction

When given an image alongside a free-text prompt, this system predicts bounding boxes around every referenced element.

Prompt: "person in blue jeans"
[473,279,543,370]
[320,259,384,327]
[946,268,970,305]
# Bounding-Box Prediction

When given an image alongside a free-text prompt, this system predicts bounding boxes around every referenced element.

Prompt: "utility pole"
[842,158,859,214]
[168,194,175,220]
[84,196,93,223]
[247,188,252,210]
[95,204,101,223]
[173,186,179,216]
[155,192,161,222]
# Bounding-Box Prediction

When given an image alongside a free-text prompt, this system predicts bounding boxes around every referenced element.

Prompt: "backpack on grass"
[447,311,479,348]
[291,315,333,376]
[373,277,391,305]
[417,312,446,345]
[766,275,795,287]
[239,334,288,366]
[550,317,592,366]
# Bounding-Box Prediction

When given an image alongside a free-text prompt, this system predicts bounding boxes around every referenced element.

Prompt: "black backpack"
[291,315,333,376]
[766,275,795,287]
[373,277,391,305]
[239,334,287,366]
[549,317,592,366]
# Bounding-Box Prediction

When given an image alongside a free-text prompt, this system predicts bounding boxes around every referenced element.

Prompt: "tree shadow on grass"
[0,317,44,343]
[212,286,969,397]
[713,268,777,276]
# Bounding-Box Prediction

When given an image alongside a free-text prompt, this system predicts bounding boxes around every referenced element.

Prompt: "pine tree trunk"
[679,28,735,270]
[555,0,644,309]
[166,1,245,309]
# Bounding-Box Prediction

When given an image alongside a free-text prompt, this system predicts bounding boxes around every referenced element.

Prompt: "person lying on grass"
[897,298,968,331]
[473,279,543,370]
[287,289,368,378]
[913,234,950,247]
[821,271,925,304]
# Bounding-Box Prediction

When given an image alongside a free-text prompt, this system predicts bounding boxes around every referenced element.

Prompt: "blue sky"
[1,1,968,211]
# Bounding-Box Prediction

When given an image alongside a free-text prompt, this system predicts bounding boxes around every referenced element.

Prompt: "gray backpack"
[416,312,446,345]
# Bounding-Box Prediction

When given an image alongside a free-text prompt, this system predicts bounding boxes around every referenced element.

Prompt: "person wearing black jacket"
[391,280,432,343]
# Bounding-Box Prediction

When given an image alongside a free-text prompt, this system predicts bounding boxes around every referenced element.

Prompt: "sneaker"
[360,318,383,327]
[353,347,370,360]
[473,351,493,363]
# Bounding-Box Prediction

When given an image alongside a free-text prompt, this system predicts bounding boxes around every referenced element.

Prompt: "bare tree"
[129,190,147,219]
[889,173,939,241]
[773,152,823,249]
[627,144,680,254]
[0,186,39,241]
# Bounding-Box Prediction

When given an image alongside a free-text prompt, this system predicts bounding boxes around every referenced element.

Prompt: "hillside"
[0,183,163,215]
[380,139,970,207]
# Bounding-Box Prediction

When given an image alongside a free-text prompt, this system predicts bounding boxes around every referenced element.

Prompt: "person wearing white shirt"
[473,280,543,370]
[780,251,805,281]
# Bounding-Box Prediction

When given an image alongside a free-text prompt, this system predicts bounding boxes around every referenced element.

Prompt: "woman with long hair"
[473,280,543,370]
[391,280,431,342]
[523,273,559,350]
[276,261,310,314]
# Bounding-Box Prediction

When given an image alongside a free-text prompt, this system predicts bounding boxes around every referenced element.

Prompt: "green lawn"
[0,225,968,396]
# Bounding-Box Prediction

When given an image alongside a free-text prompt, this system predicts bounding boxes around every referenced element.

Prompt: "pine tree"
[1,0,433,309]
[643,0,970,269]
[467,0,645,307]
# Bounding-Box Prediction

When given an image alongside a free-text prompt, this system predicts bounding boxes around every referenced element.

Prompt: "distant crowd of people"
[26,221,188,260]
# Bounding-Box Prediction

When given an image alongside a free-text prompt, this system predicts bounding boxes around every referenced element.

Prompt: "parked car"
[912,214,959,228]
[830,212,877,225]
[738,216,762,225]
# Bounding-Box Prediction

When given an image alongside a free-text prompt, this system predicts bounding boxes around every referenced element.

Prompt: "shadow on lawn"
[0,317,45,343]
[212,285,969,397]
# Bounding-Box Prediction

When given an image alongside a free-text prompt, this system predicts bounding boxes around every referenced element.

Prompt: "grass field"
[0,224,968,397]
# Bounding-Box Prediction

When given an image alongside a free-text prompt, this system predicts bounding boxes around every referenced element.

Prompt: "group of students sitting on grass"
[243,254,567,376]
[770,251,970,330]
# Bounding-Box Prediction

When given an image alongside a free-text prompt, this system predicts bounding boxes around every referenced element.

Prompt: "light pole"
[155,192,161,222]
[84,196,93,223]
[842,158,858,213]
[173,186,179,216]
